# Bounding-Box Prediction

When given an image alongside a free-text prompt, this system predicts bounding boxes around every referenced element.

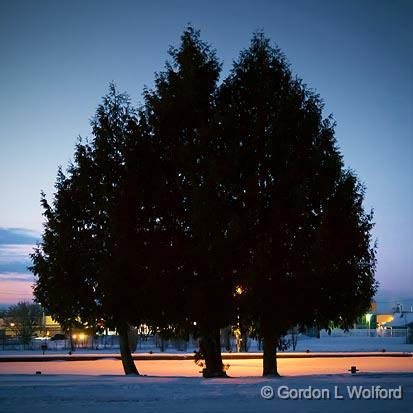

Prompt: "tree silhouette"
[219,33,377,376]
[143,27,239,377]
[6,301,43,345]
[31,85,156,375]
[31,28,377,379]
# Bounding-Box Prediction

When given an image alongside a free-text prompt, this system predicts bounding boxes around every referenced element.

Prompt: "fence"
[320,328,408,338]
[0,328,411,352]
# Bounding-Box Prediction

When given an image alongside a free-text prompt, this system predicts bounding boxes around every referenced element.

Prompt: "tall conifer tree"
[219,33,377,376]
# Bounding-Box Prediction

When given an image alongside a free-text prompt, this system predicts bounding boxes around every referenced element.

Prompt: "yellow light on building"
[377,314,394,326]
[79,333,85,340]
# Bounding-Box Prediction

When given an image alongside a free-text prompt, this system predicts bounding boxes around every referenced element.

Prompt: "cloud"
[0,272,34,283]
[0,228,40,273]
[0,228,39,304]
[0,243,35,274]
[0,262,31,273]
[0,228,40,245]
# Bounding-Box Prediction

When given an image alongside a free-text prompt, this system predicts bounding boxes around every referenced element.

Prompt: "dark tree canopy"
[31,27,377,378]
[31,169,100,330]
[31,85,150,374]
[219,33,377,375]
[143,27,240,376]
[6,301,43,345]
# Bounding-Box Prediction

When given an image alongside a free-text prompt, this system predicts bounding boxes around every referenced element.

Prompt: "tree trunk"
[262,332,280,377]
[68,329,75,353]
[127,326,139,352]
[240,325,248,352]
[223,326,232,352]
[199,325,226,378]
[118,324,140,375]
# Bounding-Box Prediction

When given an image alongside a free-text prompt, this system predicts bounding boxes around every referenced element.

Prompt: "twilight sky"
[0,0,412,311]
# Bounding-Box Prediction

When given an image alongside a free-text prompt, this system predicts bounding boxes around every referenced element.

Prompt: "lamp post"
[72,333,86,349]
[234,285,245,352]
[72,333,77,350]
[9,323,15,339]
[79,333,85,348]
[9,323,16,349]
[366,313,372,337]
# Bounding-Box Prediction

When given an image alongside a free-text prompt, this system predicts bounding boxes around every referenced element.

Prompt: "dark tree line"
[3,302,43,345]
[30,27,377,377]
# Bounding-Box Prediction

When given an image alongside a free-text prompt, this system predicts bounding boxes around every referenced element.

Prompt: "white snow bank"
[0,372,412,413]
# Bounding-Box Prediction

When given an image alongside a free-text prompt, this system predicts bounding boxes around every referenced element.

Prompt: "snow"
[1,334,412,412]
[293,334,412,352]
[3,332,412,354]
[388,312,413,327]
[0,373,412,413]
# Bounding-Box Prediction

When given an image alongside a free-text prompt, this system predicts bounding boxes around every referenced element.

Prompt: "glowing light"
[72,334,77,340]
[234,286,244,296]
[79,333,85,340]
[10,323,15,327]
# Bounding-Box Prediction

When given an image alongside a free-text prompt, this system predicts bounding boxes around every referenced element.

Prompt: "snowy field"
[294,334,412,352]
[3,333,413,354]
[1,335,412,412]
[1,373,412,413]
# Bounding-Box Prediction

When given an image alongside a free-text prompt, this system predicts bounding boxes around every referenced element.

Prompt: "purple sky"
[0,0,412,311]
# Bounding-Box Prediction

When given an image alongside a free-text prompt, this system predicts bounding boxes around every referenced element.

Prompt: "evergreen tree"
[219,33,377,376]
[7,301,43,345]
[31,28,377,379]
[31,85,157,375]
[30,168,101,332]
[143,27,237,377]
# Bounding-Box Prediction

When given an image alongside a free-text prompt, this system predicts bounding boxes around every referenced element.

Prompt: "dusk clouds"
[0,228,39,304]
[0,228,40,245]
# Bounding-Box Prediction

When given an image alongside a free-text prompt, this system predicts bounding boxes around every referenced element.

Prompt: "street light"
[9,323,16,343]
[234,285,244,296]
[366,313,372,336]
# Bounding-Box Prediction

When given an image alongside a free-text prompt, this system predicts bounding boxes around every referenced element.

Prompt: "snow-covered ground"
[1,335,412,412]
[294,334,412,352]
[2,333,412,355]
[0,373,412,413]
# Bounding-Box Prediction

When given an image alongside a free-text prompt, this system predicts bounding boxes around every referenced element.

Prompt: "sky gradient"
[0,0,412,311]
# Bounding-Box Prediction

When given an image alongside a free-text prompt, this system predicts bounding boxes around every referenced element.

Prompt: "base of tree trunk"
[119,324,140,376]
[262,332,280,377]
[202,368,229,378]
[199,325,226,378]
[262,372,281,378]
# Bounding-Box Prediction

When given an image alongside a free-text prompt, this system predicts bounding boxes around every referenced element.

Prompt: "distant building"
[386,304,413,329]
[0,314,63,340]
